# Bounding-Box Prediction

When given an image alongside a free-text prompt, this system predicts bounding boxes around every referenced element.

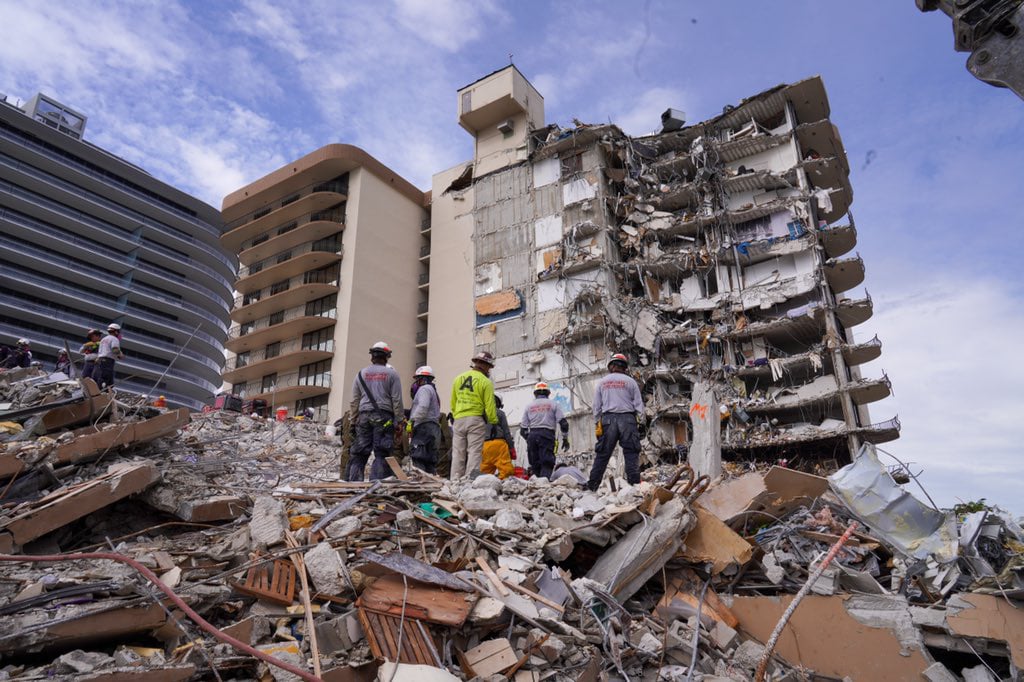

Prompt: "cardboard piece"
[679,504,754,574]
[946,593,1024,669]
[726,594,931,680]
[474,290,522,316]
[460,638,517,678]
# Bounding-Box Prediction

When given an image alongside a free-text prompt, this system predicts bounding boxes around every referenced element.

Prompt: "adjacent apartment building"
[0,93,234,410]
[425,67,897,472]
[220,145,427,421]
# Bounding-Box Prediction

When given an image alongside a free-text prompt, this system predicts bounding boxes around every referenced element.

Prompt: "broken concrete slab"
[377,662,460,682]
[304,542,348,596]
[0,602,167,654]
[53,408,189,465]
[249,495,288,547]
[0,461,160,547]
[945,593,1024,669]
[586,497,694,602]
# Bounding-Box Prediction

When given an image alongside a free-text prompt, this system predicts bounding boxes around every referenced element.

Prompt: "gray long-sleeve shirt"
[409,383,441,423]
[593,372,644,419]
[521,397,567,432]
[351,365,403,417]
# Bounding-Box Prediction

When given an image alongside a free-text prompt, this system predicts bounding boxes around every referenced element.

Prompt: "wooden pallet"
[358,608,442,667]
[231,559,296,605]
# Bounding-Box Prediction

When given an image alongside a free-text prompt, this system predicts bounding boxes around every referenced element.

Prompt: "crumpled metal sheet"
[828,444,957,562]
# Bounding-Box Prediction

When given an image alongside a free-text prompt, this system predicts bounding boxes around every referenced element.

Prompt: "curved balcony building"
[221,145,427,422]
[0,93,235,410]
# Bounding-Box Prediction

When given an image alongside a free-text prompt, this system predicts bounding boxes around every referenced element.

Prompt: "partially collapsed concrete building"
[428,67,897,472]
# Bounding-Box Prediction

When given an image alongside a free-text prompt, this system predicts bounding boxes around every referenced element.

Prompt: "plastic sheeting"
[828,444,957,563]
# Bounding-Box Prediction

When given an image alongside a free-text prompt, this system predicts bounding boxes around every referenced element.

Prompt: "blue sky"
[3,1,1022,512]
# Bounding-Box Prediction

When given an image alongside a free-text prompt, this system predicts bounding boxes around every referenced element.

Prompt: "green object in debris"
[418,502,453,519]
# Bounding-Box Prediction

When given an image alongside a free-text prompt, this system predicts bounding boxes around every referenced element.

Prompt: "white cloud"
[858,273,1024,513]
[232,0,310,62]
[393,0,506,51]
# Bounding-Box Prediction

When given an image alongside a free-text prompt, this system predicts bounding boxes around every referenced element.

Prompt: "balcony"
[234,369,332,405]
[239,211,345,265]
[0,150,234,277]
[226,304,336,353]
[418,272,430,290]
[824,254,865,294]
[222,182,348,252]
[415,330,427,349]
[222,339,333,383]
[419,244,431,261]
[421,218,432,234]
[819,220,857,259]
[0,124,223,242]
[236,239,343,293]
[417,300,429,319]
[231,272,338,323]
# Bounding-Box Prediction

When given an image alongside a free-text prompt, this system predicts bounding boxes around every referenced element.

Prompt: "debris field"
[1,368,1022,681]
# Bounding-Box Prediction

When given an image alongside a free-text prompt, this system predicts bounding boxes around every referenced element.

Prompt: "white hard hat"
[108,323,121,331]
[17,338,29,346]
[414,365,434,378]
[369,341,392,355]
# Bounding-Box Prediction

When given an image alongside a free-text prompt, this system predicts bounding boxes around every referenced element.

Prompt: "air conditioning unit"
[661,108,686,132]
[497,119,514,135]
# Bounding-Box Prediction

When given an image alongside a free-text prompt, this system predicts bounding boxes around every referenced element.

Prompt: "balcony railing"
[228,303,337,339]
[417,301,429,314]
[238,237,342,278]
[227,178,349,230]
[235,369,332,398]
[0,149,235,275]
[418,273,430,285]
[416,331,427,344]
[420,245,431,258]
[0,293,221,373]
[0,125,223,241]
[233,271,339,308]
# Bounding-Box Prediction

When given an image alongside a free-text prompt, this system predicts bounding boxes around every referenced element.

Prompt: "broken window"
[560,152,583,178]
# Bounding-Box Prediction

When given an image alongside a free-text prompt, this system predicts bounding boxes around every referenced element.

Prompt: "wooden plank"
[385,457,409,480]
[357,608,439,666]
[462,638,518,678]
[501,579,565,614]
[41,393,114,433]
[357,575,473,627]
[475,556,510,596]
[54,409,189,465]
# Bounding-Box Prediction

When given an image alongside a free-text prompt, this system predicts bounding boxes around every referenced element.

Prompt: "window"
[280,193,300,207]
[304,264,339,286]
[302,328,334,352]
[240,321,254,336]
[261,373,277,393]
[276,222,297,236]
[265,342,281,359]
[299,360,331,388]
[461,90,472,113]
[270,279,290,295]
[253,207,271,220]
[268,310,285,326]
[251,234,269,247]
[787,220,807,239]
[236,351,250,368]
[561,152,584,178]
[242,290,262,306]
[305,294,337,318]
[276,251,292,264]
[296,394,330,422]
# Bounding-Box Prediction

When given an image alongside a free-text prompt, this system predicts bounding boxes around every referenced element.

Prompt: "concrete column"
[688,379,721,478]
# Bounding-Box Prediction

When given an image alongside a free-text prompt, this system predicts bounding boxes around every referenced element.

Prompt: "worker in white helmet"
[519,381,569,479]
[95,324,124,390]
[347,342,404,481]
[587,353,644,491]
[407,365,441,473]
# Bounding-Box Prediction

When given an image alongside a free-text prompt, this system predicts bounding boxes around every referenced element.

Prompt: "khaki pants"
[451,416,488,479]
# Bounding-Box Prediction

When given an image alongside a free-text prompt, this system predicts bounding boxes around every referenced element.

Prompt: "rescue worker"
[449,351,498,479]
[95,324,124,390]
[79,329,102,381]
[481,395,515,479]
[2,339,32,369]
[408,365,441,474]
[519,382,569,480]
[55,349,71,376]
[347,341,404,481]
[587,353,645,491]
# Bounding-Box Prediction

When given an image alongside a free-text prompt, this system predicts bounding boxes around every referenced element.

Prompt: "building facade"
[0,93,234,410]
[220,145,427,421]
[427,68,897,473]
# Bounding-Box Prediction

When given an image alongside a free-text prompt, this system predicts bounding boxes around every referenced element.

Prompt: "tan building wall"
[426,163,477,411]
[328,167,427,418]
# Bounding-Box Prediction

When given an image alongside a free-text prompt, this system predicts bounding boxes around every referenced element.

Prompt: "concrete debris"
[0,346,1021,680]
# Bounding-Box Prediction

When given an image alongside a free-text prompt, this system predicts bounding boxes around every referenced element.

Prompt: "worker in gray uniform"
[408,365,441,474]
[587,353,644,491]
[347,341,404,481]
[519,381,569,480]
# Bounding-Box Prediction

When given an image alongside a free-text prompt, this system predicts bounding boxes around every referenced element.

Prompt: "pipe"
[0,551,321,682]
[753,521,857,682]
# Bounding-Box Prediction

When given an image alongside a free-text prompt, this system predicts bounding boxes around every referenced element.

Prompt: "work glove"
[561,437,570,452]
[595,421,603,438]
[405,420,413,434]
[510,447,517,461]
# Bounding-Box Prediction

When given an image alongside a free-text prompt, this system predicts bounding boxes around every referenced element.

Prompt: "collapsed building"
[427,67,897,475]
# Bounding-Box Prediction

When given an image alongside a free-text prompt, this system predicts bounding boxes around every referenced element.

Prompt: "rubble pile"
[0,371,1022,681]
